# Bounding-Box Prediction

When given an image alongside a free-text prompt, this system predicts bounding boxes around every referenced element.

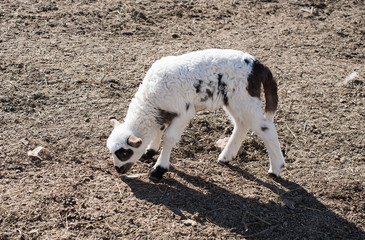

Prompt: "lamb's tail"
[262,65,278,122]
[246,60,278,122]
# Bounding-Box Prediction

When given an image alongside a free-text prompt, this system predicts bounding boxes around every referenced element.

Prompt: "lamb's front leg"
[149,111,194,181]
[141,130,163,160]
[149,136,174,181]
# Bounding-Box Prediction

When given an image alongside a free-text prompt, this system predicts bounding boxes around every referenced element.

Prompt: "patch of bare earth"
[1,0,364,239]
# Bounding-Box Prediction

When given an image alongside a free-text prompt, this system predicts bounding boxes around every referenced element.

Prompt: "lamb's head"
[106,119,145,174]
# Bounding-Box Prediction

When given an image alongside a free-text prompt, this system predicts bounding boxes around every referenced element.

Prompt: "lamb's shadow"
[124,165,364,239]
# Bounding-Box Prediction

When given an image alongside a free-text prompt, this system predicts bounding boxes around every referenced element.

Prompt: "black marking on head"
[244,58,250,64]
[115,162,134,174]
[155,109,178,126]
[115,148,133,162]
[141,149,157,160]
[193,80,203,93]
[218,74,229,105]
[149,166,168,182]
[261,126,269,132]
[185,103,190,111]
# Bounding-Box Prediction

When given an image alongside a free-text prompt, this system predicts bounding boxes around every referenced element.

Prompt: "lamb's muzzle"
[115,163,134,174]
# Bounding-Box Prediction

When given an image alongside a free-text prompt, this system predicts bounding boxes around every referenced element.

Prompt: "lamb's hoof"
[268,172,280,179]
[268,163,285,178]
[149,166,168,182]
[218,155,232,165]
[141,149,157,160]
[217,160,230,166]
[218,152,234,164]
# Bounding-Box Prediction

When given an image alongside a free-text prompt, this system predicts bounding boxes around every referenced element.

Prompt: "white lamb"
[107,49,285,181]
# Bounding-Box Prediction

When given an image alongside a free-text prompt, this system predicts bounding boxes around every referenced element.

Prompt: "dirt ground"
[1,0,364,239]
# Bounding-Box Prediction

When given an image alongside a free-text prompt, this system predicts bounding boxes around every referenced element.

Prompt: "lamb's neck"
[124,104,157,143]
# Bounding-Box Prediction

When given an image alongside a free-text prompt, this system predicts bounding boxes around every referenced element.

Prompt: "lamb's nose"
[115,162,134,174]
[115,166,125,173]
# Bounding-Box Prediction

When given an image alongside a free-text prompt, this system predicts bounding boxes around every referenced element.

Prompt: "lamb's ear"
[127,135,142,148]
[110,118,120,128]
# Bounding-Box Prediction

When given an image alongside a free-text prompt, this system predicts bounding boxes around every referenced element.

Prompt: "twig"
[44,78,49,88]
[68,219,107,225]
[279,187,302,196]
[241,211,249,232]
[246,211,271,225]
[115,180,123,198]
[302,121,307,133]
[286,123,298,141]
[300,205,324,212]
[100,68,105,83]
[7,80,18,90]
[65,214,69,230]
[207,207,234,214]
[300,7,314,14]
[244,225,277,238]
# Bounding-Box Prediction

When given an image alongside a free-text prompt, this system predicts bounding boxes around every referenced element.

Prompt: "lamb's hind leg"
[149,109,195,181]
[248,111,285,177]
[220,102,284,176]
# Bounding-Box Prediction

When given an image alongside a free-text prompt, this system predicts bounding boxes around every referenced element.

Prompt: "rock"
[172,33,180,39]
[342,71,359,85]
[216,137,229,151]
[283,198,295,210]
[125,174,140,179]
[215,137,244,155]
[182,219,197,226]
[27,146,50,160]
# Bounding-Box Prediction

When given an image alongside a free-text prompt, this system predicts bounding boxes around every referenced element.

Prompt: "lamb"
[107,49,285,181]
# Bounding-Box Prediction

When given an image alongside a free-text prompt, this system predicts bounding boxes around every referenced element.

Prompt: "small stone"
[172,34,180,39]
[216,137,229,151]
[192,212,203,221]
[343,71,359,84]
[182,219,197,226]
[20,138,29,146]
[27,146,50,160]
[201,126,208,132]
[283,198,295,210]
[216,137,244,155]
[125,174,140,179]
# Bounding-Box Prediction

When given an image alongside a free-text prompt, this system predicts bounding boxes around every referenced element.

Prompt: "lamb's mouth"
[115,162,134,174]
